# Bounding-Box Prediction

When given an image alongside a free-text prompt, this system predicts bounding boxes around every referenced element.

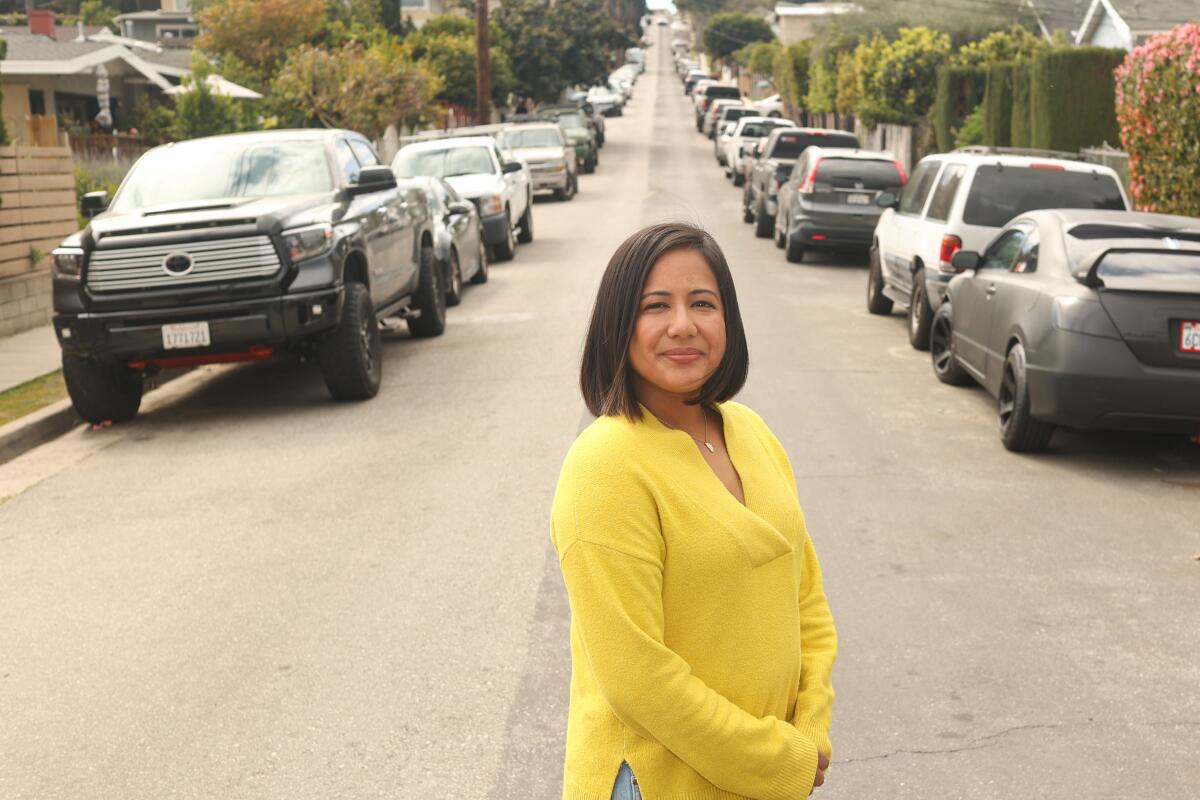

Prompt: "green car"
[553,111,598,174]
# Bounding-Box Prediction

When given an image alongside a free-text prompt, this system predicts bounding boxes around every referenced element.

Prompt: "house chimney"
[29,9,56,39]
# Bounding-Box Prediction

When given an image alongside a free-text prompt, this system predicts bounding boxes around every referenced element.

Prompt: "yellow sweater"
[551,401,837,800]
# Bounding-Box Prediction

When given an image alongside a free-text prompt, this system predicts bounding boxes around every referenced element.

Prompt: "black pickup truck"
[51,129,447,424]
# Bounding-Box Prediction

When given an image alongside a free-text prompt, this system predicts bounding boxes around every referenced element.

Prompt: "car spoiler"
[1076,245,1200,288]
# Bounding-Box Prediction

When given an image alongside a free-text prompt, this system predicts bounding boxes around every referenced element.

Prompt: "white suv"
[867,148,1130,349]
[722,116,795,186]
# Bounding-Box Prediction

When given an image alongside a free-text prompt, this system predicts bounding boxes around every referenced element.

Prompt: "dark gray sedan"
[930,209,1200,451]
[399,176,488,307]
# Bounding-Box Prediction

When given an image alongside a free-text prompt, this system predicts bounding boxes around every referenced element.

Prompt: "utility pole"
[475,0,491,125]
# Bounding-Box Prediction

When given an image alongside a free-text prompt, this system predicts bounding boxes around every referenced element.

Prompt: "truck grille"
[86,235,282,293]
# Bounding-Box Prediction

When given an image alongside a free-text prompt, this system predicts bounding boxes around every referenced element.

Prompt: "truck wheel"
[733,171,745,187]
[63,354,143,424]
[490,213,516,262]
[908,268,934,351]
[469,235,489,284]
[866,246,894,315]
[318,281,381,401]
[408,242,447,338]
[998,342,1055,452]
[445,248,464,307]
[516,201,534,244]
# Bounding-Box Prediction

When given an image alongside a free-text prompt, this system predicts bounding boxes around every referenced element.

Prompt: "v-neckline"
[641,402,748,508]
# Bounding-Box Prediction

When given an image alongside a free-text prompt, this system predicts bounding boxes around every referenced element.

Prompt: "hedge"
[1010,65,1032,147]
[933,65,986,152]
[982,62,1014,146]
[0,38,7,145]
[1028,47,1124,152]
[773,41,811,114]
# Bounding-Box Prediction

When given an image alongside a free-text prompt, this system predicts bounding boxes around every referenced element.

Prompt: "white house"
[773,2,859,46]
[1074,0,1197,49]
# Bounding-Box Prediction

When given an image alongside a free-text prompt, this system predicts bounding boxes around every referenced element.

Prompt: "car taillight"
[939,234,963,273]
[893,159,908,184]
[772,178,783,191]
[702,98,711,111]
[799,157,823,195]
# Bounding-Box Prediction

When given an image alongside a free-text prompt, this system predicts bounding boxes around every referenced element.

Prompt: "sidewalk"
[0,324,61,393]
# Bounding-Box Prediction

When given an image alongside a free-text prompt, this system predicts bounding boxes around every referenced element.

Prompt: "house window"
[29,90,46,116]
[157,25,199,42]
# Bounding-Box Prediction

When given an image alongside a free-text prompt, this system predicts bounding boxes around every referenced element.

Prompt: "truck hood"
[86,193,341,242]
[512,146,566,163]
[445,173,504,199]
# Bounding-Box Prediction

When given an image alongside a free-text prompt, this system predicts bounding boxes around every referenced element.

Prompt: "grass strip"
[0,370,68,428]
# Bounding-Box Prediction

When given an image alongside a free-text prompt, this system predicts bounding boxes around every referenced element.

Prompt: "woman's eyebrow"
[640,288,720,299]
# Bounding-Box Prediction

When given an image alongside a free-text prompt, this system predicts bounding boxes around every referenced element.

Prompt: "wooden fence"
[67,133,148,163]
[0,145,77,280]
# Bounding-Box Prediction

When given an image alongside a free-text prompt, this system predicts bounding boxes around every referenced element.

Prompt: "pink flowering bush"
[1114,23,1200,215]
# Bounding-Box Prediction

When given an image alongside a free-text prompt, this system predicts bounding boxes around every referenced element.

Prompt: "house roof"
[1103,0,1197,32]
[0,24,108,40]
[0,31,110,61]
[0,33,174,91]
[1026,0,1091,37]
[774,2,858,17]
[113,10,195,23]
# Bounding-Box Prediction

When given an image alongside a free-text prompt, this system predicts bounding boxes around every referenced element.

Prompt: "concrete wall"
[778,16,819,45]
[0,145,77,336]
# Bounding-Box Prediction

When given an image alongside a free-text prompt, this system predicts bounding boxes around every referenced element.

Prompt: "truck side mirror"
[81,190,109,218]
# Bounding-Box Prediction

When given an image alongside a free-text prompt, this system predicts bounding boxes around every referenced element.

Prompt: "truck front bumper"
[480,212,510,246]
[54,286,343,364]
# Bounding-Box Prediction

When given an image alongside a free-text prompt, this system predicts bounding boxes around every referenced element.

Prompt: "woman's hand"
[809,751,830,795]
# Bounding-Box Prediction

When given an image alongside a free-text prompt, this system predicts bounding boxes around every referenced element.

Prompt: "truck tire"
[63,354,143,424]
[490,213,516,262]
[866,246,894,315]
[318,281,381,401]
[516,201,534,244]
[408,241,447,338]
[908,268,934,351]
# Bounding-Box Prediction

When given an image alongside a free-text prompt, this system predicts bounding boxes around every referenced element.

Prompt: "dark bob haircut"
[580,222,749,419]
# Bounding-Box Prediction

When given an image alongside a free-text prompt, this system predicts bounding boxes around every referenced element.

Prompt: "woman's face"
[629,248,727,400]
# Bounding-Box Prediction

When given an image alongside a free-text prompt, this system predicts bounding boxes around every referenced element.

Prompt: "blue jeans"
[610,762,643,800]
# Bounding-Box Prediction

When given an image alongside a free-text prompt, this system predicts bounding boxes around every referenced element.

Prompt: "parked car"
[868,148,1130,350]
[702,99,743,139]
[928,209,1200,451]
[695,84,742,130]
[51,129,446,423]
[744,127,860,238]
[497,123,578,201]
[587,86,624,117]
[400,176,489,305]
[539,106,600,174]
[686,76,716,96]
[752,94,785,117]
[723,116,796,185]
[392,135,533,262]
[774,147,906,263]
[712,106,760,162]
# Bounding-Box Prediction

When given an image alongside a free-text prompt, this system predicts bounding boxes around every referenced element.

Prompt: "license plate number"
[847,193,871,205]
[1182,321,1200,353]
[162,321,211,350]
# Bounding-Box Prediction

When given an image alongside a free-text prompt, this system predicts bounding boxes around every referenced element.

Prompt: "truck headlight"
[282,224,333,264]
[52,247,85,278]
[477,194,503,216]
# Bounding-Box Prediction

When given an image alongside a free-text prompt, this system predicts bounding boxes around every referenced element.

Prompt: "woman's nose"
[667,305,697,337]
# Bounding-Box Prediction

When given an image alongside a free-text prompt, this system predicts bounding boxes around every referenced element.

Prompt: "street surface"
[3,25,1199,800]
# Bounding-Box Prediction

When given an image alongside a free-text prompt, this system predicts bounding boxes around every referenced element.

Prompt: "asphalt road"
[3,26,1199,800]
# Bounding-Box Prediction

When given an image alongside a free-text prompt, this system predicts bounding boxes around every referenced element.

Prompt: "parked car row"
[682,66,1200,452]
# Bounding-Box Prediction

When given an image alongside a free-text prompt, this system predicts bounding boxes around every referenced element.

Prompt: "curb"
[0,368,187,468]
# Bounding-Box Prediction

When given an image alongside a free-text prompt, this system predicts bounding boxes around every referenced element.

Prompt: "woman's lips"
[661,348,703,364]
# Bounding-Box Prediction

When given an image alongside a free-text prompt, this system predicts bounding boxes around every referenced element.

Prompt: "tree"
[703,12,773,64]
[169,57,253,140]
[854,27,951,126]
[403,18,516,110]
[952,25,1043,67]
[272,40,439,137]
[196,0,328,86]
[736,41,779,78]
[0,38,7,145]
[80,0,119,32]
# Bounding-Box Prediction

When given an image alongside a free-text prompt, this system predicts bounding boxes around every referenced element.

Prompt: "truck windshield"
[393,146,496,178]
[110,139,333,212]
[501,129,563,148]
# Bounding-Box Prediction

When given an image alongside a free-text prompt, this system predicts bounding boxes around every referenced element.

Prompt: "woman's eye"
[642,302,668,312]
[693,300,716,309]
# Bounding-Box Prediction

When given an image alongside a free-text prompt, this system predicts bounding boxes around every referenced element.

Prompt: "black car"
[51,129,447,424]
[744,127,860,238]
[401,176,489,306]
[930,209,1200,451]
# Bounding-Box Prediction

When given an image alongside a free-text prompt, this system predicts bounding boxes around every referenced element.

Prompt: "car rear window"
[1095,250,1200,292]
[741,121,787,138]
[770,132,859,159]
[721,108,755,122]
[706,86,742,99]
[963,165,1126,228]
[815,159,904,191]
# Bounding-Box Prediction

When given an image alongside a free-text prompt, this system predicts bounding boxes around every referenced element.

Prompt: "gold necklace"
[654,407,716,453]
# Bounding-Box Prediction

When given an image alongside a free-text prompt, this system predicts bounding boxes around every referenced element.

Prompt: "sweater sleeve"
[552,449,820,800]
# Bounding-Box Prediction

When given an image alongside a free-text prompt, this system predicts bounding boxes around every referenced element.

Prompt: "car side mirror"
[81,190,109,218]
[351,166,397,195]
[502,161,523,174]
[875,191,899,210]
[447,200,474,217]
[951,250,981,271]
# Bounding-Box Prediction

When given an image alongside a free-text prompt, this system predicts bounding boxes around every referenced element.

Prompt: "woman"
[551,222,837,800]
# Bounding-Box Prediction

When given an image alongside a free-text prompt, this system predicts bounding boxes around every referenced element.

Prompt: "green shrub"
[737,41,780,77]
[1028,46,1124,152]
[955,103,985,147]
[773,41,811,113]
[982,62,1015,146]
[0,38,7,146]
[854,27,952,127]
[1115,23,1200,215]
[1010,64,1032,147]
[806,52,836,115]
[933,65,986,151]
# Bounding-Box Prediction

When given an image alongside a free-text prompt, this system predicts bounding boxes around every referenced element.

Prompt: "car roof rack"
[400,124,512,144]
[951,145,1086,161]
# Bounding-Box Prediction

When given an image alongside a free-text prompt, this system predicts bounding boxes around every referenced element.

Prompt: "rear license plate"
[1181,321,1200,353]
[162,321,211,350]
[847,193,871,205]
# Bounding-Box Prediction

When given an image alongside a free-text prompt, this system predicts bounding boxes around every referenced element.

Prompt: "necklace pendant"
[704,442,715,453]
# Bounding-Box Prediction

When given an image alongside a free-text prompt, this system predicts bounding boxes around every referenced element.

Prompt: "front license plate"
[162,321,211,350]
[847,193,871,205]
[1181,321,1200,353]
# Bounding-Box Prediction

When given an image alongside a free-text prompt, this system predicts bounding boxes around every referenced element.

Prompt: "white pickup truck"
[392,135,532,262]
